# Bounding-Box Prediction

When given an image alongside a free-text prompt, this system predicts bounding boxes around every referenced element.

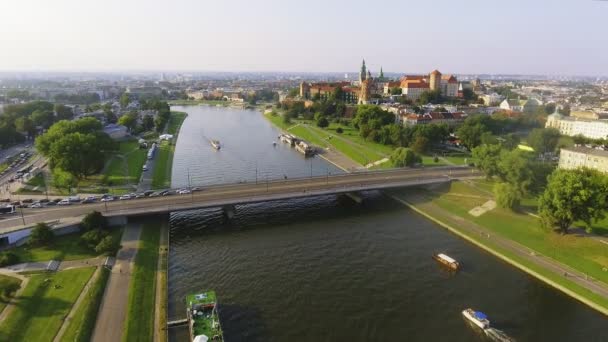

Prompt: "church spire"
[379,67,384,80]
[359,59,367,83]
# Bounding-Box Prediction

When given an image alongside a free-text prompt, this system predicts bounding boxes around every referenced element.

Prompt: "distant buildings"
[499,98,542,113]
[559,146,608,173]
[390,70,459,101]
[398,111,466,127]
[480,93,505,106]
[546,111,608,140]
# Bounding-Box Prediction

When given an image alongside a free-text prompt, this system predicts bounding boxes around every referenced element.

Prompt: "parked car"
[178,189,191,195]
[21,198,33,204]
[135,193,146,199]
[101,196,115,202]
[29,202,43,208]
[46,201,57,206]
[58,199,71,205]
[82,196,97,204]
[52,198,62,203]
[119,194,132,200]
[143,190,154,196]
[142,164,149,171]
[68,196,81,203]
[162,190,174,196]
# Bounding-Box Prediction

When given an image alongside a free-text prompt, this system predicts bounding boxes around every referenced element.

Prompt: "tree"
[497,149,535,195]
[457,122,487,149]
[502,133,521,150]
[494,182,521,210]
[418,90,443,104]
[31,109,55,128]
[472,144,503,179]
[95,235,118,254]
[52,168,77,193]
[528,128,560,154]
[0,252,19,267]
[544,103,556,114]
[0,276,20,296]
[81,211,107,231]
[36,118,114,179]
[390,87,402,95]
[316,116,329,128]
[411,135,430,154]
[480,132,499,145]
[29,223,53,246]
[81,229,107,249]
[539,168,608,233]
[54,104,74,121]
[14,117,35,136]
[120,93,130,108]
[142,115,154,131]
[336,127,343,134]
[118,112,137,132]
[390,148,421,167]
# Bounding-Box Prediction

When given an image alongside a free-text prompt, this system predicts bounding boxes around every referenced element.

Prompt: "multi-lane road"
[0,166,481,231]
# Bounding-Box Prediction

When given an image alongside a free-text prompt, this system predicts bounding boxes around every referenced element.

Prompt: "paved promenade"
[91,223,142,342]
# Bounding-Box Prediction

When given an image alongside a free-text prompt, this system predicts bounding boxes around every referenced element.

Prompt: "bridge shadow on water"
[168,190,409,237]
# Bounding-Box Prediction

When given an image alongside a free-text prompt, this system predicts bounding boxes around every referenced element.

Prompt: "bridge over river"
[0,166,481,234]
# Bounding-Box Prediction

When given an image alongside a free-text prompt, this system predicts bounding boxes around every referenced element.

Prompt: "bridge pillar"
[222,205,236,220]
[344,192,363,204]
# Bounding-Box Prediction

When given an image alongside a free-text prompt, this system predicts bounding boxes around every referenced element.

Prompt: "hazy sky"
[1,0,606,75]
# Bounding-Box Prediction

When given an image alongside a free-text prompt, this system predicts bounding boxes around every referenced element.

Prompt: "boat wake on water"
[485,327,516,342]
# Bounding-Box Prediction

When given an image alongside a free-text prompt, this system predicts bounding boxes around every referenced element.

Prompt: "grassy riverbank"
[264,112,449,167]
[123,224,161,342]
[10,228,123,263]
[168,99,229,106]
[151,112,187,189]
[390,181,608,314]
[61,267,110,342]
[0,267,96,341]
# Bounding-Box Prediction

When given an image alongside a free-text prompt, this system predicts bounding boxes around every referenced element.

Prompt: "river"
[167,105,608,342]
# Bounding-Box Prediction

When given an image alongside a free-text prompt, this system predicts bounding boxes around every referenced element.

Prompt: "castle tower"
[430,69,441,92]
[359,59,367,83]
[299,81,310,99]
[359,79,371,104]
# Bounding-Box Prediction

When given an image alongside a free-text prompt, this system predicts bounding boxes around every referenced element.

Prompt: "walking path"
[394,192,608,305]
[154,222,169,342]
[91,223,142,342]
[53,266,101,342]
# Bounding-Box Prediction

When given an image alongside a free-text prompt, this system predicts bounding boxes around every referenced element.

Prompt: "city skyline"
[0,0,607,76]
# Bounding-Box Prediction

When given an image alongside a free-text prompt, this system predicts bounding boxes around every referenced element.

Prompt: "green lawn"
[0,267,96,342]
[151,141,174,189]
[25,173,46,188]
[150,112,186,189]
[419,181,608,287]
[123,225,161,342]
[0,275,22,313]
[10,228,123,263]
[167,111,187,135]
[61,268,110,342]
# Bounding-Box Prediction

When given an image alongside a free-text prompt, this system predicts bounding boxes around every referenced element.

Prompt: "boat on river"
[432,253,460,270]
[462,308,490,330]
[187,291,223,342]
[210,140,221,150]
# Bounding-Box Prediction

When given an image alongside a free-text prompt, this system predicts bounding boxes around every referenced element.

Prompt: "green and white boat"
[186,291,224,342]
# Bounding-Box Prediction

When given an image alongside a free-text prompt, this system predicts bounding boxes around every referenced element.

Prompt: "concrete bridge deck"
[0,166,481,232]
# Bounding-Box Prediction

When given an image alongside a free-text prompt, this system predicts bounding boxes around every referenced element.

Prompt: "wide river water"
[167,105,608,342]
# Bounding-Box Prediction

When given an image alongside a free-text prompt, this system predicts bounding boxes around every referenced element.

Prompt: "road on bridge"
[0,166,481,231]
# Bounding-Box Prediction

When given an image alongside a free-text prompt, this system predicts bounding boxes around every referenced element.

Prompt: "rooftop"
[562,146,608,158]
